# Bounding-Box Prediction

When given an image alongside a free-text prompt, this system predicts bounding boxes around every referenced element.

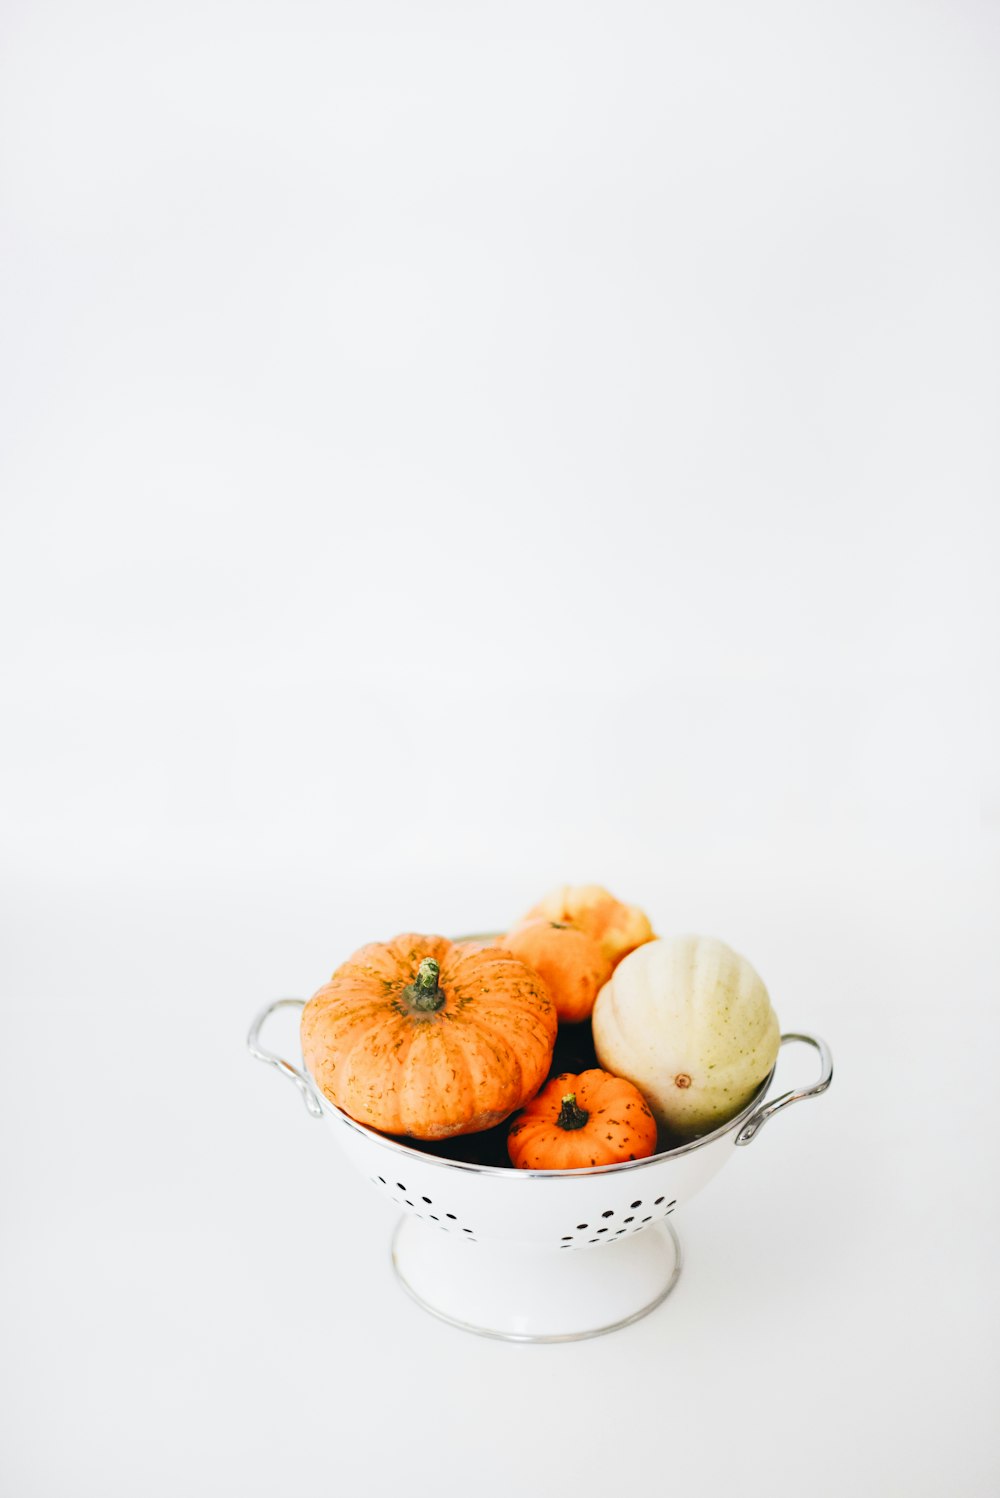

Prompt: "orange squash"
[525,884,654,966]
[501,918,612,1023]
[301,934,557,1140]
[507,1068,658,1169]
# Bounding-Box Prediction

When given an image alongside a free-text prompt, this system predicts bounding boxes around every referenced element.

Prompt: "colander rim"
[307,1060,776,1177]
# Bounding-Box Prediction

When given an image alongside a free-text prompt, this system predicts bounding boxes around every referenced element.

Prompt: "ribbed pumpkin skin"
[507,1069,658,1169]
[525,885,654,966]
[301,934,557,1140]
[501,918,612,1023]
[592,935,780,1138]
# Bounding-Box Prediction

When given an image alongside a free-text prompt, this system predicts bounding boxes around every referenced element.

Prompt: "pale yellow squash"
[592,934,780,1138]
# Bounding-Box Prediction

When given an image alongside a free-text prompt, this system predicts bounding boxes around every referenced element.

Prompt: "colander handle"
[734,1032,833,1146]
[247,998,324,1119]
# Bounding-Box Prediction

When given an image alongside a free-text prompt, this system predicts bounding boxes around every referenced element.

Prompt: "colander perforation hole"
[382,1191,477,1237]
[624,1216,634,1223]
[630,1199,642,1208]
[654,1196,665,1205]
[561,1235,572,1241]
[576,1223,588,1231]
[596,1228,608,1234]
[588,1238,599,1244]
[601,1210,614,1218]
[642,1215,652,1223]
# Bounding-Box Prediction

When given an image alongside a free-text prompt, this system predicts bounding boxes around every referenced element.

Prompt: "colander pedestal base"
[391,1216,682,1342]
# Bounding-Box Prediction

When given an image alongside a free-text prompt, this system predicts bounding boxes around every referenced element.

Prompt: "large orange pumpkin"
[301,934,557,1140]
[525,884,654,966]
[507,1068,658,1169]
[501,918,612,1023]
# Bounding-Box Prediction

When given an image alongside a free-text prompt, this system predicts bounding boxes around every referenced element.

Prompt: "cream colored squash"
[592,935,780,1138]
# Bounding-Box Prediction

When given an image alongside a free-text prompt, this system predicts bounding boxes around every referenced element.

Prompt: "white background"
[2,2,998,1494]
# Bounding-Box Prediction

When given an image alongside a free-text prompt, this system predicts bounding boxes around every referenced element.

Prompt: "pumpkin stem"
[556,1093,590,1131]
[403,957,446,1013]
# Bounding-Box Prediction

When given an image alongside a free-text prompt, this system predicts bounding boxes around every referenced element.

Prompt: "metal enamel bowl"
[248,971,831,1342]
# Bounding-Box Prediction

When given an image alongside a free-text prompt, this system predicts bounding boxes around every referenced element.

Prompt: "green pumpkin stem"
[556,1093,590,1130]
[404,957,446,1012]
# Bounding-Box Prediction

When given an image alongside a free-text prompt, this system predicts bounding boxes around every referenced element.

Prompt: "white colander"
[248,984,832,1342]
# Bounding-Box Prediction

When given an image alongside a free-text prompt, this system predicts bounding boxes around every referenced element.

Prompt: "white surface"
[1,1,999,1494]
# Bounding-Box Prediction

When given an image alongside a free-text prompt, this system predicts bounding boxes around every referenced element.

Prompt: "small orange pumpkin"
[507,1068,658,1169]
[501,918,612,1023]
[301,934,557,1140]
[524,885,654,966]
